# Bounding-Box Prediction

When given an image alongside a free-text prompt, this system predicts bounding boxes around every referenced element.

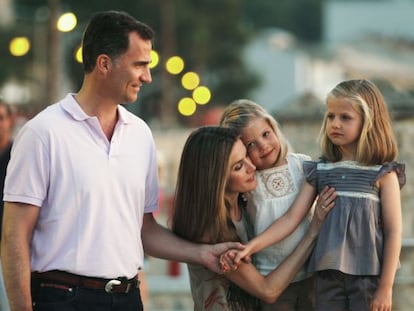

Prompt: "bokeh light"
[178,97,196,116]
[181,72,200,90]
[9,37,30,57]
[75,46,82,63]
[192,86,211,105]
[150,50,159,69]
[57,12,77,32]
[166,56,184,75]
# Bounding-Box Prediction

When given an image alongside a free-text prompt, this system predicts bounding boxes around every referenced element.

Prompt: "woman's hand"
[219,248,252,273]
[309,186,336,236]
[200,242,245,274]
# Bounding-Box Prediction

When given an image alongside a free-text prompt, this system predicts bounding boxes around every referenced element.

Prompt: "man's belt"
[32,270,139,294]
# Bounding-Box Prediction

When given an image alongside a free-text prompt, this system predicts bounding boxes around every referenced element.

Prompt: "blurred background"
[1,0,414,310]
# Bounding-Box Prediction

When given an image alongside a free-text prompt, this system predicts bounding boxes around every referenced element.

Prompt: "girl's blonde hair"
[219,99,289,164]
[319,79,398,164]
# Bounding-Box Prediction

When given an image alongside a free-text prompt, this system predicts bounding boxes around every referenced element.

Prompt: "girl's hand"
[202,242,245,274]
[219,249,251,273]
[219,250,237,273]
[370,286,392,311]
[230,242,254,267]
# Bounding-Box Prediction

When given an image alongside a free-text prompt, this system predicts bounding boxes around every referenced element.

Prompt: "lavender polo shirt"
[4,93,159,279]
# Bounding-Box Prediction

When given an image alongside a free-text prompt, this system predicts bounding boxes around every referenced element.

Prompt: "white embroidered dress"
[247,153,313,282]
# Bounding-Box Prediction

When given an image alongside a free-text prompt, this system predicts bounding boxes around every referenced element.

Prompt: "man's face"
[107,32,153,104]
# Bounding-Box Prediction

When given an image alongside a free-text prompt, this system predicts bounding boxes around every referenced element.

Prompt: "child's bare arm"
[233,184,336,264]
[371,171,402,311]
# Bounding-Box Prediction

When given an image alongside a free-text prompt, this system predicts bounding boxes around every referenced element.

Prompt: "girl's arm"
[371,171,402,311]
[229,184,336,264]
[223,200,333,303]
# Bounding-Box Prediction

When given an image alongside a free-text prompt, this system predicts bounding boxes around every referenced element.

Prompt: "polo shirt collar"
[61,93,131,124]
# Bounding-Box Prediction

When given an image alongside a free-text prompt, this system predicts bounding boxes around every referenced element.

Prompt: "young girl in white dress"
[220,100,336,311]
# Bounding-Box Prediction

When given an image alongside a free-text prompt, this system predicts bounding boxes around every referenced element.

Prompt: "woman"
[172,126,335,311]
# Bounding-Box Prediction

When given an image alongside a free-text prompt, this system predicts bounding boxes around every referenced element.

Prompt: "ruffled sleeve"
[303,160,318,187]
[374,162,406,189]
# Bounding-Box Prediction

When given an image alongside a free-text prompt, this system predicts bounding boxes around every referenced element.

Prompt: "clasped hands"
[219,244,252,273]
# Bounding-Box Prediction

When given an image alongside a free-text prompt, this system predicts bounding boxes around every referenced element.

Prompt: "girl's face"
[226,139,257,195]
[240,118,281,170]
[326,97,363,159]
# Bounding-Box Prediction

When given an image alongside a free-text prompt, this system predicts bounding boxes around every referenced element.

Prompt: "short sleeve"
[4,124,49,206]
[294,153,312,163]
[303,160,318,187]
[375,162,406,189]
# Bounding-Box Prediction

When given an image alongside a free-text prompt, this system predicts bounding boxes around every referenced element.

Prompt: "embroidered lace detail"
[337,191,380,202]
[318,161,381,171]
[259,166,294,198]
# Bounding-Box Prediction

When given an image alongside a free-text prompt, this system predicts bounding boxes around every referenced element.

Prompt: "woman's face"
[226,139,257,195]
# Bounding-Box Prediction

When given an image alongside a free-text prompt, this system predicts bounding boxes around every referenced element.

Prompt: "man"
[1,11,240,311]
[0,98,13,311]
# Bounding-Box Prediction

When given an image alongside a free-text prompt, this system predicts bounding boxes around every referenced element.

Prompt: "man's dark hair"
[81,10,155,73]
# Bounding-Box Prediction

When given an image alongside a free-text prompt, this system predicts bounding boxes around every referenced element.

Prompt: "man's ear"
[96,54,111,73]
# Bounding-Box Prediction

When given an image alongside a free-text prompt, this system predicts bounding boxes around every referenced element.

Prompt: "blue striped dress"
[303,160,406,275]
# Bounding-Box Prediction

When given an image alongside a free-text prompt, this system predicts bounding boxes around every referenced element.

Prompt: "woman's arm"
[371,171,402,311]
[223,200,332,303]
[229,184,336,263]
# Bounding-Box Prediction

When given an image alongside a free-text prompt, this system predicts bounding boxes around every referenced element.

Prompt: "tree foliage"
[242,0,323,42]
[2,0,322,123]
